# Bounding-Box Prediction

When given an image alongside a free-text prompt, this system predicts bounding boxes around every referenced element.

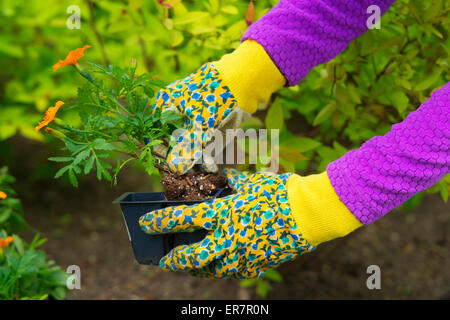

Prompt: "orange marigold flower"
[0,191,6,199]
[35,101,65,132]
[53,45,92,72]
[0,236,13,249]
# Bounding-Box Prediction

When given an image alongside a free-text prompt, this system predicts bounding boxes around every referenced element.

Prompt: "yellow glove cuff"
[287,172,363,247]
[213,40,286,114]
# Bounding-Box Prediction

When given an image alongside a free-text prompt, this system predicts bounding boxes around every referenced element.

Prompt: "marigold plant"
[39,47,182,187]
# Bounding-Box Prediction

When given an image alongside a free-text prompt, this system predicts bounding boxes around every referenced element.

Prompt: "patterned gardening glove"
[151,40,286,175]
[139,168,315,279]
[152,63,249,174]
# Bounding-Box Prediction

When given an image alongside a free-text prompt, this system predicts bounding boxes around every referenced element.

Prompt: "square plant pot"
[114,188,232,265]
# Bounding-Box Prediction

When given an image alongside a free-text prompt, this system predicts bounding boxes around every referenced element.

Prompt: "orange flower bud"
[35,101,64,132]
[0,236,13,249]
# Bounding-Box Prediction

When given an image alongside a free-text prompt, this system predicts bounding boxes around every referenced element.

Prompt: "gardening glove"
[151,40,286,174]
[139,168,362,279]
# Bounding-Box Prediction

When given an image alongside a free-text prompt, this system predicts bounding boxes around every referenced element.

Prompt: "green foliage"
[0,168,26,233]
[45,61,182,187]
[0,167,68,300]
[0,232,69,300]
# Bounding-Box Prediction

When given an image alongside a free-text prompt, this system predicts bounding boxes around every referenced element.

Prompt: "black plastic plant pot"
[113,188,232,266]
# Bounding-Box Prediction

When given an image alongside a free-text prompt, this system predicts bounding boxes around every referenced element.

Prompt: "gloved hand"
[151,63,247,174]
[139,168,315,279]
[151,40,286,174]
[139,168,363,279]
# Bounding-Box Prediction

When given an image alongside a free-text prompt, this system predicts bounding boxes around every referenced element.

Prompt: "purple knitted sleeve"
[327,82,450,225]
[242,0,395,86]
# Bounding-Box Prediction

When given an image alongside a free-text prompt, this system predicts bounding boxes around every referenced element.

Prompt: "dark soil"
[161,171,228,201]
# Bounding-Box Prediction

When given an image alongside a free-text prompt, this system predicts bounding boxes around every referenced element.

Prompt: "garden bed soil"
[161,171,228,201]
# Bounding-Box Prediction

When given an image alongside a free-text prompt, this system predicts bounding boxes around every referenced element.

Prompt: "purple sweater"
[243,0,450,225]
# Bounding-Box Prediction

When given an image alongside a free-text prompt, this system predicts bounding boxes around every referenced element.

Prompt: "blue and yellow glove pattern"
[152,63,248,174]
[139,169,315,279]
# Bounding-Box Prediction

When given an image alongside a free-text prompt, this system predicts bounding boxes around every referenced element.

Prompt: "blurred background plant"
[0,0,448,299]
[0,167,68,300]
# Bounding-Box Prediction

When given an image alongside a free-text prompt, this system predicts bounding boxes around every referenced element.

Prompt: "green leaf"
[0,207,12,224]
[279,146,308,162]
[48,157,74,163]
[256,280,271,299]
[415,70,442,91]
[84,156,95,175]
[73,149,91,166]
[173,12,209,25]
[438,180,448,203]
[265,99,284,131]
[239,279,256,288]
[221,5,238,15]
[241,117,264,130]
[282,137,322,153]
[313,103,336,126]
[92,139,115,151]
[262,269,283,282]
[389,91,409,114]
[54,166,71,179]
[68,169,78,188]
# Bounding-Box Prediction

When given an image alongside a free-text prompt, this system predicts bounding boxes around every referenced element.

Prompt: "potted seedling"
[38,46,230,265]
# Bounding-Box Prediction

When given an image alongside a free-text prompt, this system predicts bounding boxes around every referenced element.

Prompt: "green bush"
[0,167,68,300]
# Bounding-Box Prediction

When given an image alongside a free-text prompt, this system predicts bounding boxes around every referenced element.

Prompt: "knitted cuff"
[213,40,286,114]
[287,172,362,246]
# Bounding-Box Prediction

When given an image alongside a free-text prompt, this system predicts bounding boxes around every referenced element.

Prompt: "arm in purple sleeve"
[327,82,450,224]
[242,0,396,86]
[243,0,449,225]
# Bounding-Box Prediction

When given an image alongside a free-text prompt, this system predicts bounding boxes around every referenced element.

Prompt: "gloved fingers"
[165,127,202,174]
[139,201,216,235]
[223,168,255,189]
[152,88,182,115]
[165,123,217,175]
[159,233,223,271]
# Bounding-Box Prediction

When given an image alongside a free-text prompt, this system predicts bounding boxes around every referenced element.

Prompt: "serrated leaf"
[92,138,115,151]
[68,169,78,188]
[73,149,91,166]
[54,166,71,179]
[84,156,95,175]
